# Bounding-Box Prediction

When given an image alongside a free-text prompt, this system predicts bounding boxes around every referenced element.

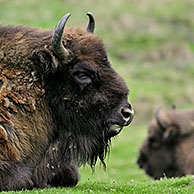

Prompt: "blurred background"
[1,0,194,184]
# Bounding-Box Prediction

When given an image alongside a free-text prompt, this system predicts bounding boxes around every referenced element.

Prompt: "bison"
[0,12,134,191]
[137,107,194,179]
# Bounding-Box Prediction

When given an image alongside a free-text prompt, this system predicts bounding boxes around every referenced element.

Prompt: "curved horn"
[86,12,95,33]
[52,13,71,59]
[154,106,166,131]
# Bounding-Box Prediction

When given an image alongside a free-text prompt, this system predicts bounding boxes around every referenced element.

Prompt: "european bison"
[0,12,134,191]
[137,107,194,179]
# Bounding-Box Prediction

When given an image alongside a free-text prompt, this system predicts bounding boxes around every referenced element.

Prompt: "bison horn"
[154,106,167,131]
[52,13,71,60]
[86,12,95,33]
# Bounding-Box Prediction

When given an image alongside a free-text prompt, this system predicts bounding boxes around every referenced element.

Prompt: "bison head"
[136,107,194,179]
[137,138,182,179]
[32,13,134,168]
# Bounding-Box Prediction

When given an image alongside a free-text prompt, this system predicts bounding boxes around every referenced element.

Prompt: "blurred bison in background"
[0,12,134,191]
[137,107,194,179]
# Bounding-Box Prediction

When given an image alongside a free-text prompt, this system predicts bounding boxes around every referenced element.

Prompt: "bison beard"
[0,13,134,191]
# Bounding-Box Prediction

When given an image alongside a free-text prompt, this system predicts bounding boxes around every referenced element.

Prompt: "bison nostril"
[121,107,134,120]
[121,108,131,118]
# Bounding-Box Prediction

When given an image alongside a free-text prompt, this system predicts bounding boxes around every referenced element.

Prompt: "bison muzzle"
[0,12,134,191]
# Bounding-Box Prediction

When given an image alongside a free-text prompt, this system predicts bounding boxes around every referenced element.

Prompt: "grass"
[1,0,194,193]
[2,176,194,194]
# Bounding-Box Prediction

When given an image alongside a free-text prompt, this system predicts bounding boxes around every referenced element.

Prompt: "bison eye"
[73,72,92,90]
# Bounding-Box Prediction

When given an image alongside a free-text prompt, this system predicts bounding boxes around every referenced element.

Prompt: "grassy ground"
[1,0,194,193]
[3,176,194,194]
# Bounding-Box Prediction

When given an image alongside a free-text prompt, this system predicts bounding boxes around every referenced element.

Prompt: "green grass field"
[1,0,194,193]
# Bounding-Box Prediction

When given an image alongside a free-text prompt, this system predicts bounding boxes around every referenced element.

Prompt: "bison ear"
[163,125,180,143]
[32,47,59,76]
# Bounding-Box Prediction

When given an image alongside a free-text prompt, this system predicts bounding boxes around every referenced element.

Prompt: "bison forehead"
[62,28,108,63]
[77,36,105,56]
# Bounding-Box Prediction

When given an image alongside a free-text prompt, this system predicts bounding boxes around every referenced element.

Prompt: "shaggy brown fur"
[0,16,133,191]
[137,107,194,179]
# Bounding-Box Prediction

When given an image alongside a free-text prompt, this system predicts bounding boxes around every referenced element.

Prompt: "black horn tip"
[61,13,71,20]
[86,12,93,17]
[51,13,71,60]
[53,13,71,38]
[55,13,71,34]
[86,12,95,33]
[63,12,71,18]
